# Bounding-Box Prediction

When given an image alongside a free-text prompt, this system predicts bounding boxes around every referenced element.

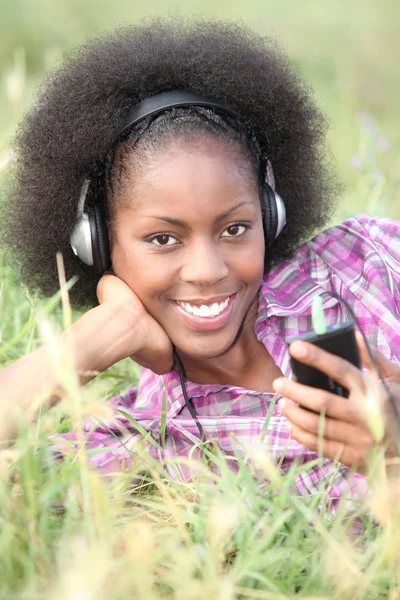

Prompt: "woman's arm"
[0,303,140,441]
[0,273,173,443]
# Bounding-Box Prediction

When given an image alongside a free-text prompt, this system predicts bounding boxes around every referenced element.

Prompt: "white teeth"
[176,296,231,318]
[209,302,220,317]
[220,298,229,311]
[184,302,193,314]
[198,305,209,317]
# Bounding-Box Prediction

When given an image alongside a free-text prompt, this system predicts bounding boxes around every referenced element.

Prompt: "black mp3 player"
[287,321,361,398]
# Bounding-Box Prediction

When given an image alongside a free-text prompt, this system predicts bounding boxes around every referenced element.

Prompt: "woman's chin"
[172,331,239,362]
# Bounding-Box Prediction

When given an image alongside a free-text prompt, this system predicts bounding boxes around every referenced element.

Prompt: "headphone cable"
[173,349,207,443]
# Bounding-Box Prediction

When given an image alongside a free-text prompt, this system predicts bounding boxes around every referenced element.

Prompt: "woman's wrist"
[67,301,143,381]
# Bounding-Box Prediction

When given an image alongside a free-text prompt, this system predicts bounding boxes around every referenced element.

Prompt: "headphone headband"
[120,90,238,136]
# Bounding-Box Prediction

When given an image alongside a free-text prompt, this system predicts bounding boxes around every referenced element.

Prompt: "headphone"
[70,90,286,273]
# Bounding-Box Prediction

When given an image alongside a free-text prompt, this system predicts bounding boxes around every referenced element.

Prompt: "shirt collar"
[257,259,339,320]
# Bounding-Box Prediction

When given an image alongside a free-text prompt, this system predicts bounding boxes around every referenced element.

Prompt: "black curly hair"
[1,18,338,309]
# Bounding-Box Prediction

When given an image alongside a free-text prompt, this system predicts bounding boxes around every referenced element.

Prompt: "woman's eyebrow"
[145,201,254,227]
[216,200,253,221]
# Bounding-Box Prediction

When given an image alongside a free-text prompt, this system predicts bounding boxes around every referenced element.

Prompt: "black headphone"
[70,91,286,272]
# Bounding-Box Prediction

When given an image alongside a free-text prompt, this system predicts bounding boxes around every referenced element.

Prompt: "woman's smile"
[170,291,239,331]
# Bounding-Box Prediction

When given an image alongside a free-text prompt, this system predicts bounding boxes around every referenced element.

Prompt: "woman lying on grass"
[1,19,399,525]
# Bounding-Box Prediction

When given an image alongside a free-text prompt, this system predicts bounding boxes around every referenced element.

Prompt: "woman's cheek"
[234,244,264,284]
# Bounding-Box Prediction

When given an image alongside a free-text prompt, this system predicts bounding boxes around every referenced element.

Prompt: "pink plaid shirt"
[59,215,400,516]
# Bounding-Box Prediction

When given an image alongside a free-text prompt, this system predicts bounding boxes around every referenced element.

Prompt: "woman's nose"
[180,240,229,285]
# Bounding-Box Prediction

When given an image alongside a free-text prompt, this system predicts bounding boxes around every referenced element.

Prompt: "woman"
[1,19,399,514]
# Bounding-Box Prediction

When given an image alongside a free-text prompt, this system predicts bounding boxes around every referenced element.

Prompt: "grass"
[1,0,400,597]
[0,376,400,599]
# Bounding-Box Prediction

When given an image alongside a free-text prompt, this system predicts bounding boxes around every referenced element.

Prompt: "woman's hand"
[356,332,400,387]
[273,335,400,471]
[96,272,173,374]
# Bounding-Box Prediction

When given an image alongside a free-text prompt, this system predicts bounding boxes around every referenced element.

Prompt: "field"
[0,0,399,597]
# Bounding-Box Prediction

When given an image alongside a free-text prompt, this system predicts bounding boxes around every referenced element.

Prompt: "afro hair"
[1,18,338,309]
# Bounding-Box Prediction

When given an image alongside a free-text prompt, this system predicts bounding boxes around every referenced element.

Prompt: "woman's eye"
[221,224,248,237]
[150,234,178,247]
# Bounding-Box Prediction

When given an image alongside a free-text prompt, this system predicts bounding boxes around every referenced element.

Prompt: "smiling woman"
[0,18,399,528]
[111,137,265,368]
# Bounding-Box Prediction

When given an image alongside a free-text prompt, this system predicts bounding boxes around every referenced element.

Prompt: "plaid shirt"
[59,215,400,518]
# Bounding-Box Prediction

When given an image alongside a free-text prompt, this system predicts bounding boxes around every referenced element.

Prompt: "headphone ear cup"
[88,205,111,273]
[261,182,287,249]
[70,212,94,266]
[261,182,276,248]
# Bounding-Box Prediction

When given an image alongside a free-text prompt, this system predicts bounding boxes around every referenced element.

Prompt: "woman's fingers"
[280,398,374,468]
[273,377,362,423]
[286,422,370,469]
[288,340,365,394]
[96,272,174,373]
[97,272,141,306]
[279,398,373,445]
[356,331,400,382]
[355,331,374,373]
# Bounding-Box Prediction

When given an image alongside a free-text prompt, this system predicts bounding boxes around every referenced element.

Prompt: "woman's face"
[111,137,265,361]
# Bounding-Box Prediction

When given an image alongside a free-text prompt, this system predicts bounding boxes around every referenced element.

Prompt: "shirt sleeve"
[50,385,159,477]
[354,214,400,299]
[309,215,400,358]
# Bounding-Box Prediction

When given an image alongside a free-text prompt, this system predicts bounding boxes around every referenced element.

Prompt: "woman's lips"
[170,293,238,331]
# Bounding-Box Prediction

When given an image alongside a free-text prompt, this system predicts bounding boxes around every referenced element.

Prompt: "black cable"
[173,349,207,443]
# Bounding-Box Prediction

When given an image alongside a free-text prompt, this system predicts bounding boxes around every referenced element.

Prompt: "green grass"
[1,0,400,597]
[0,375,399,599]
